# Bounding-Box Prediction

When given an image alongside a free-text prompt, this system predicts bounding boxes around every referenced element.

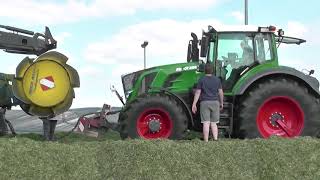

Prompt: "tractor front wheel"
[119,94,188,139]
[236,78,320,138]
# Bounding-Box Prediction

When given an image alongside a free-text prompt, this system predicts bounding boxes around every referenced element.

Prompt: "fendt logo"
[40,76,55,91]
[176,65,197,72]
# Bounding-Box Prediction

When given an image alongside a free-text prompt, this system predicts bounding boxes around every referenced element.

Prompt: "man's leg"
[210,122,218,140]
[200,101,211,142]
[203,122,210,142]
[210,101,220,141]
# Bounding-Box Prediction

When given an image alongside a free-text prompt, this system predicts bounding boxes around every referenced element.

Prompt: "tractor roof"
[209,25,280,33]
[213,25,259,32]
[208,25,306,44]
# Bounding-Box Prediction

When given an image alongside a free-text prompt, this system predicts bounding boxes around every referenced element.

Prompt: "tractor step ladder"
[218,102,234,138]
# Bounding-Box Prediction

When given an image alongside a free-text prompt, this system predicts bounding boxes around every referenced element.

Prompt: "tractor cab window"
[215,33,254,90]
[255,33,272,62]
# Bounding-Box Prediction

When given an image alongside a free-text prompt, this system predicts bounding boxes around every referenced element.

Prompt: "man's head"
[204,63,213,74]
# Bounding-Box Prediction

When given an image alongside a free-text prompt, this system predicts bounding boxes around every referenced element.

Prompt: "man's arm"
[218,88,224,110]
[192,89,201,114]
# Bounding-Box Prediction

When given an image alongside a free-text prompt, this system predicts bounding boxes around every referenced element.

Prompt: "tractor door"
[214,33,255,90]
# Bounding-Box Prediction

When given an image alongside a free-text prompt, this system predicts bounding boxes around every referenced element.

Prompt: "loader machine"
[0,25,80,139]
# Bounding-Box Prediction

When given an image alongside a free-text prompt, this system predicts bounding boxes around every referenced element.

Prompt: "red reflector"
[269,26,276,31]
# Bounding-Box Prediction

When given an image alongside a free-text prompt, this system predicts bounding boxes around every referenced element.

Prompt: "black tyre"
[235,78,320,138]
[119,93,188,139]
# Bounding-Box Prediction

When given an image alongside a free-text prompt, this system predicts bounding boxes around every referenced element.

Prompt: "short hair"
[204,63,213,74]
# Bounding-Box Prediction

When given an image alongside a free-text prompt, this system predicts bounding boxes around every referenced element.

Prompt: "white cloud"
[81,18,226,108]
[137,0,219,10]
[55,32,72,45]
[111,64,142,77]
[277,21,320,81]
[0,53,31,74]
[79,66,103,77]
[285,21,320,46]
[71,74,125,108]
[230,11,244,22]
[286,21,308,38]
[84,18,223,67]
[7,64,17,74]
[52,32,75,64]
[0,0,221,25]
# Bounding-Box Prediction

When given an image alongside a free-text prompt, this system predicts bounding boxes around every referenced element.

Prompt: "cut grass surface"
[0,131,320,179]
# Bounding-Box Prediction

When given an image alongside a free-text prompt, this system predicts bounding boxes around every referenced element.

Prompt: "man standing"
[192,63,224,142]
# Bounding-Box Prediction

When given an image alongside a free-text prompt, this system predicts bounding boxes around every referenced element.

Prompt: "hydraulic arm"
[0,25,57,55]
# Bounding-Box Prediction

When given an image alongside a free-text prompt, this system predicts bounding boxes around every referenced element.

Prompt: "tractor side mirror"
[200,34,209,57]
[187,33,200,62]
[309,69,315,75]
[187,41,192,62]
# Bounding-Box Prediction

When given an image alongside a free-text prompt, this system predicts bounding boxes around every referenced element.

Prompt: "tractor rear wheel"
[119,93,188,140]
[235,78,320,138]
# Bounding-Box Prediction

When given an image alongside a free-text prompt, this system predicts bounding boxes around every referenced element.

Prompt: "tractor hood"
[121,61,200,99]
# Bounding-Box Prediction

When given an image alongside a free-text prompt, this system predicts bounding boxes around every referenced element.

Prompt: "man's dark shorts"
[200,100,220,123]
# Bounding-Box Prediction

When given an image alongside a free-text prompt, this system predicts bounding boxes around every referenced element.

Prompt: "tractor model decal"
[176,65,197,72]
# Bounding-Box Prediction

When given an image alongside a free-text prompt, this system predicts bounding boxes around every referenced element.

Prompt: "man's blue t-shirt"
[196,75,222,101]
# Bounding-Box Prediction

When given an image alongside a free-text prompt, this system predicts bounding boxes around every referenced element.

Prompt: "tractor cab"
[192,25,307,91]
[196,25,280,90]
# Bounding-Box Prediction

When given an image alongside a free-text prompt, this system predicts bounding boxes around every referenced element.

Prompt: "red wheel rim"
[257,96,304,138]
[136,108,173,139]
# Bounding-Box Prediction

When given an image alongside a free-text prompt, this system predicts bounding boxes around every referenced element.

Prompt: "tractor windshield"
[215,33,254,89]
[214,32,273,90]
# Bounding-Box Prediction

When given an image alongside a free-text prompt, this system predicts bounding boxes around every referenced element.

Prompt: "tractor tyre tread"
[119,93,188,140]
[235,77,320,138]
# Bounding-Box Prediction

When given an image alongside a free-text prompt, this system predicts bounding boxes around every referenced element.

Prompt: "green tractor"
[118,25,320,139]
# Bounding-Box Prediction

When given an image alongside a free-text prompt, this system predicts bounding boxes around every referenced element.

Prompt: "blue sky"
[0,0,319,108]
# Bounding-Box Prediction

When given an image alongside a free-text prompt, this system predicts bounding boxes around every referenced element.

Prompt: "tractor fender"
[234,66,320,96]
[154,89,194,127]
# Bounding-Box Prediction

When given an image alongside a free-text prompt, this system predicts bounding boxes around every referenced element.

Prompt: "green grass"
[1,131,320,180]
